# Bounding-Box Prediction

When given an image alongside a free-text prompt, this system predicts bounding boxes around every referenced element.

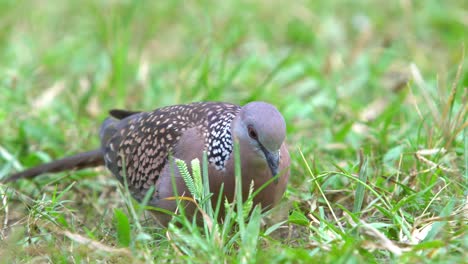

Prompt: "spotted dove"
[5,101,290,226]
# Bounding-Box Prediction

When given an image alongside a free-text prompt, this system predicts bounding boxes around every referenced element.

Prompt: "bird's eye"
[248,125,258,140]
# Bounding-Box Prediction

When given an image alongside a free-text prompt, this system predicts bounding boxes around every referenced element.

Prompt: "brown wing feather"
[101,102,240,202]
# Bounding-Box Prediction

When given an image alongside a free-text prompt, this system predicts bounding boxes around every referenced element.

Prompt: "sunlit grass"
[0,0,467,263]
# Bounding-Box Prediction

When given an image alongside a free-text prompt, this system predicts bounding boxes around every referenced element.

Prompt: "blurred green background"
[0,0,467,263]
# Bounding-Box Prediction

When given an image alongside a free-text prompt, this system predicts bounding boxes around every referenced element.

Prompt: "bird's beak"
[264,150,280,182]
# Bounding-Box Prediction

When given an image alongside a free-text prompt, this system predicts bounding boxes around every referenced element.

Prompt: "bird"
[4,101,290,226]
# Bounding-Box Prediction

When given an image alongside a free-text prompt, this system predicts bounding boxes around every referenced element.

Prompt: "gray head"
[233,101,286,178]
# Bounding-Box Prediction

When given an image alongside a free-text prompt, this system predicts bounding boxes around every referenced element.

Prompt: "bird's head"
[233,101,286,179]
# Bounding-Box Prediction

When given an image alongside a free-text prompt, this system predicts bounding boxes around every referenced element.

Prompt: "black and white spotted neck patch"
[206,110,239,170]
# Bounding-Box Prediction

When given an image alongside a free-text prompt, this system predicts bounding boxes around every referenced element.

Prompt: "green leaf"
[135,232,152,242]
[264,220,287,236]
[413,240,445,250]
[383,145,405,164]
[113,208,131,247]
[288,210,309,226]
[239,206,262,264]
[353,154,368,213]
[423,198,455,242]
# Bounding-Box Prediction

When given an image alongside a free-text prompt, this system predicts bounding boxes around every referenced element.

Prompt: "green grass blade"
[353,152,368,214]
[113,208,131,247]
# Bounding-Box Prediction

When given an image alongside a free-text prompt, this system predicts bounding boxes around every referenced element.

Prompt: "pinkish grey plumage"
[238,102,286,152]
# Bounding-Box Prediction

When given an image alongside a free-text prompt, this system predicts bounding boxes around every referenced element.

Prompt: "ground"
[0,0,467,263]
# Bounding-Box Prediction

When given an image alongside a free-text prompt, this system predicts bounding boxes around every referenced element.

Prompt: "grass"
[0,0,467,263]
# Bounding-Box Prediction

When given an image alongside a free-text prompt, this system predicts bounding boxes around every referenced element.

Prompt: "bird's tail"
[3,149,104,182]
